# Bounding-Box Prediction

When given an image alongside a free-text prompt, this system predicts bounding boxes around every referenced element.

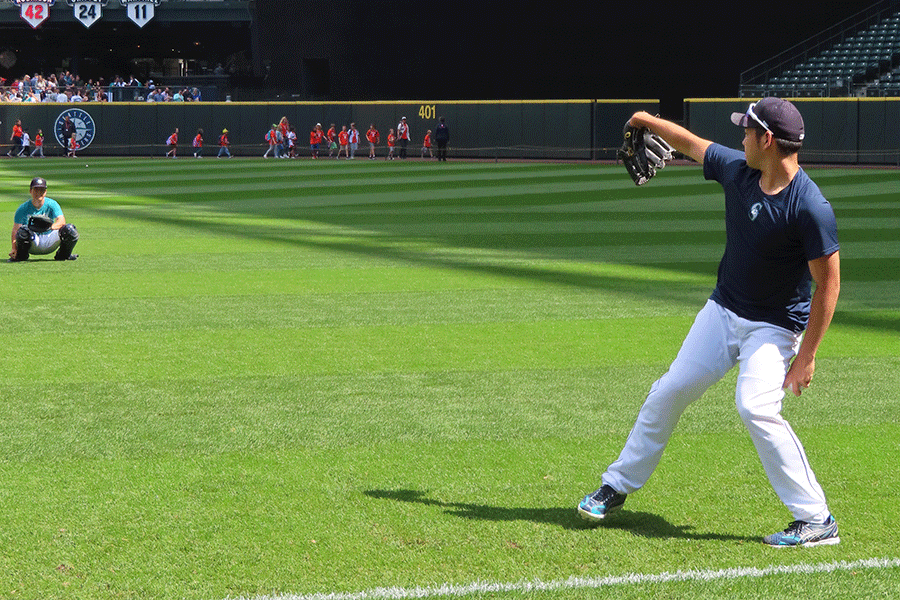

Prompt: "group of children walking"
[162,115,439,160]
[6,119,46,157]
[164,127,232,158]
[305,120,434,160]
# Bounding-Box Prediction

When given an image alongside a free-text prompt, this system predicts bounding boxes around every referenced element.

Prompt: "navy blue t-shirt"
[703,143,839,333]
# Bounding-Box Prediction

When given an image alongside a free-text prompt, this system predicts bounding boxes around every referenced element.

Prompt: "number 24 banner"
[66,0,107,28]
[15,0,159,29]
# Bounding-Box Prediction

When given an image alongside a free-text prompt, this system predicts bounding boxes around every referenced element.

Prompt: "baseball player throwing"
[578,98,841,547]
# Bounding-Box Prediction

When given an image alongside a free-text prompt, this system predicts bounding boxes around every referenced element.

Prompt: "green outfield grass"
[0,157,897,599]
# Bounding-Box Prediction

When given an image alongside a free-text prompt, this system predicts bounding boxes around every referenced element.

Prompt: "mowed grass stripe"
[0,159,897,599]
[48,165,614,190]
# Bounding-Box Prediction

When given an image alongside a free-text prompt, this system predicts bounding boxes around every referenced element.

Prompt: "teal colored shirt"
[14,197,63,228]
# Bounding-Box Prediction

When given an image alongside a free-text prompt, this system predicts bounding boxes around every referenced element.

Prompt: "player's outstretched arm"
[629,112,712,165]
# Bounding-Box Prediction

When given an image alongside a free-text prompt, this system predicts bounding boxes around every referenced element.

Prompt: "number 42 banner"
[14,0,56,29]
[120,0,160,28]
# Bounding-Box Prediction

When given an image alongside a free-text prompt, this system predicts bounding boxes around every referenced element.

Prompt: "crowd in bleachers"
[0,71,202,102]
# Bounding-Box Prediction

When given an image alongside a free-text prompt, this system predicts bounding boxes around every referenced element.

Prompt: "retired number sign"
[15,0,56,29]
[67,0,107,28]
[121,0,160,28]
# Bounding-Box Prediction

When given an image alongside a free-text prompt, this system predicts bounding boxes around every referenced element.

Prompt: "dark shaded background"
[0,1,879,117]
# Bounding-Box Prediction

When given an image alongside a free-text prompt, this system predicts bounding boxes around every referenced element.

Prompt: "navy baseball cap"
[731,97,805,142]
[30,177,47,189]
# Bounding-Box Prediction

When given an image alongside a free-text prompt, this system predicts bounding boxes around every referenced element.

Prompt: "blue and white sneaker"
[763,515,840,547]
[577,484,626,522]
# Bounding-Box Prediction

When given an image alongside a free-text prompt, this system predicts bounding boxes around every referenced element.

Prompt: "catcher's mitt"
[27,214,54,233]
[617,123,675,186]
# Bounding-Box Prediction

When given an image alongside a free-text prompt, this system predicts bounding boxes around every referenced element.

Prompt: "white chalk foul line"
[229,557,900,600]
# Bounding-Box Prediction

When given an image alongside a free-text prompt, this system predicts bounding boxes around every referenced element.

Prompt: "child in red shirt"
[327,124,337,158]
[386,129,396,160]
[166,128,179,158]
[218,129,231,158]
[310,124,324,159]
[193,129,203,158]
[338,126,349,159]
[31,129,44,158]
[422,130,433,159]
[366,124,380,159]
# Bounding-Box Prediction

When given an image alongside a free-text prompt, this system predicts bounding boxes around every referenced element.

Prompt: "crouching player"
[9,177,79,262]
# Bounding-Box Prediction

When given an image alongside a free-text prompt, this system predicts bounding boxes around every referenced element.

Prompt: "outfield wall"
[686,97,900,165]
[8,98,895,163]
[0,100,659,160]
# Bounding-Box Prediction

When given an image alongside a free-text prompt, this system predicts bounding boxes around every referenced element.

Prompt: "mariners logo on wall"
[120,0,160,28]
[55,108,97,150]
[67,0,107,28]
[13,0,56,29]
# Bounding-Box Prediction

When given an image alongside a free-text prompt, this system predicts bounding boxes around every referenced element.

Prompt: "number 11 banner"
[120,0,160,28]
[14,0,56,29]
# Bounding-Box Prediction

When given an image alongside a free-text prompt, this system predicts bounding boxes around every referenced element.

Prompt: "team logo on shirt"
[55,108,96,149]
[749,202,762,221]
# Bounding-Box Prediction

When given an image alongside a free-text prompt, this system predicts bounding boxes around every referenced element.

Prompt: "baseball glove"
[617,123,675,186]
[27,214,54,233]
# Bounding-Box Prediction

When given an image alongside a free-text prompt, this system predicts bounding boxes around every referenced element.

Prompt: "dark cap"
[730,97,805,143]
[30,176,47,189]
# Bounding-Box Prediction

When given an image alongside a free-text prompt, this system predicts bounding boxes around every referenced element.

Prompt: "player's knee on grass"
[55,224,78,261]
[14,226,32,261]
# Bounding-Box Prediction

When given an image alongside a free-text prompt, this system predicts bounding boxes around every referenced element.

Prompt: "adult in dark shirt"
[434,116,449,161]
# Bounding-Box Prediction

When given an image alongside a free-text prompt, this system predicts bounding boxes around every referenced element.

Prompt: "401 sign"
[13,0,56,29]
[120,0,160,28]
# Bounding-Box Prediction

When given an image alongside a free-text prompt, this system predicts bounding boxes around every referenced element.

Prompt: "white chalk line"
[227,557,900,600]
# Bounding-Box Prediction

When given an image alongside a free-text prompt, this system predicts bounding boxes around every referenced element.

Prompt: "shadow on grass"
[364,489,756,542]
